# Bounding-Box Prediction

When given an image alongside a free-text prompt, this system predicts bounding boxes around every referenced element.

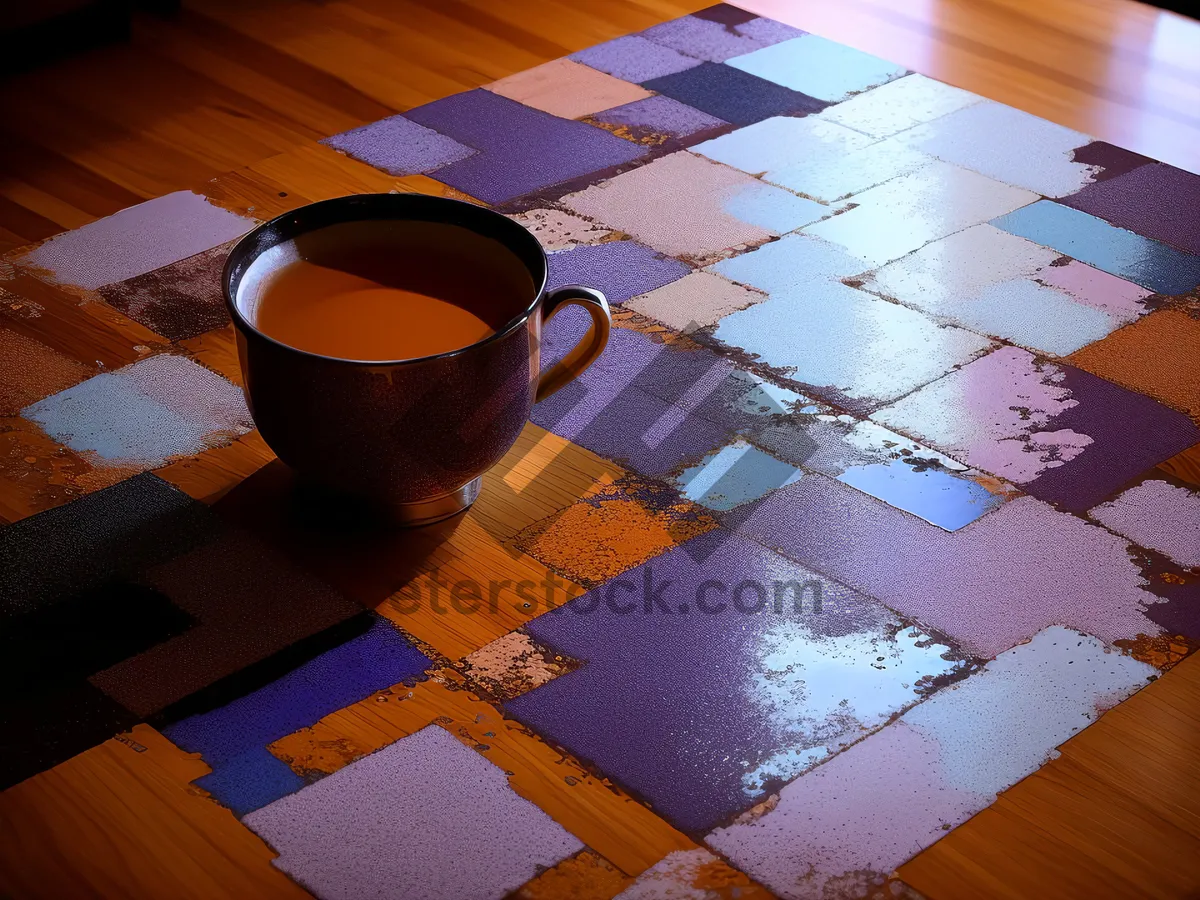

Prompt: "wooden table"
[1,2,1199,898]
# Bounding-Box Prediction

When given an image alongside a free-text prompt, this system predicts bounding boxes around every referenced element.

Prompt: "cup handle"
[535,285,611,403]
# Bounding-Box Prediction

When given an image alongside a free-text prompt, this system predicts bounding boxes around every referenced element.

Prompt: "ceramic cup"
[222,192,610,526]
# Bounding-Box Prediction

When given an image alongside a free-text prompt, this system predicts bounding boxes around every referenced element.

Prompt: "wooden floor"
[1,0,1199,897]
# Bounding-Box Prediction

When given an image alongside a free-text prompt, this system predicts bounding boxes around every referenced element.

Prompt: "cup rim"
[221,192,550,367]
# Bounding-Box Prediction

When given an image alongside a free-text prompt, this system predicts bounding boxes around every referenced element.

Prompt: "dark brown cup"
[222,193,610,526]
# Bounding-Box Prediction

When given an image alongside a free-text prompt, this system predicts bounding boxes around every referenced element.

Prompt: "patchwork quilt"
[2,4,1199,899]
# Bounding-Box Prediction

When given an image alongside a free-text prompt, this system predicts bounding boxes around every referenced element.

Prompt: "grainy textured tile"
[772,139,934,203]
[643,63,827,128]
[244,725,583,900]
[507,208,613,251]
[640,14,804,64]
[1089,479,1200,568]
[727,36,906,103]
[803,161,1038,266]
[673,438,803,510]
[818,73,983,138]
[864,224,1152,354]
[898,101,1097,197]
[510,477,717,586]
[23,354,252,471]
[1068,308,1200,419]
[561,151,826,263]
[1057,162,1200,254]
[728,476,1167,657]
[707,628,1155,900]
[571,34,702,83]
[403,90,647,204]
[0,473,218,619]
[14,192,255,290]
[627,270,765,330]
[506,529,970,834]
[589,94,727,143]
[872,345,1200,510]
[546,240,689,304]
[485,58,652,119]
[96,243,233,342]
[992,200,1200,295]
[713,278,993,412]
[321,114,477,176]
[692,115,875,185]
[764,415,1011,532]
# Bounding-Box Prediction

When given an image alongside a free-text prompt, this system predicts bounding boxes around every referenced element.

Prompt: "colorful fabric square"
[707,628,1154,899]
[509,477,717,589]
[726,476,1167,657]
[802,161,1038,266]
[864,224,1152,355]
[1068,308,1200,418]
[23,354,252,470]
[0,473,219,618]
[896,101,1096,197]
[484,58,652,119]
[1071,140,1156,182]
[162,615,432,815]
[642,63,827,127]
[507,208,613,251]
[0,326,93,416]
[560,151,826,263]
[588,94,727,143]
[673,439,803,510]
[691,115,940,204]
[991,200,1200,295]
[1089,480,1200,569]
[14,191,254,290]
[96,242,233,342]
[627,270,765,331]
[321,114,477,176]
[533,324,776,475]
[1057,161,1200,255]
[244,725,583,900]
[639,12,805,64]
[546,240,689,304]
[506,529,971,834]
[88,530,365,716]
[726,36,906,103]
[817,73,983,138]
[571,35,702,83]
[713,277,994,412]
[402,89,647,204]
[872,345,1200,512]
[692,115,876,187]
[759,416,1010,532]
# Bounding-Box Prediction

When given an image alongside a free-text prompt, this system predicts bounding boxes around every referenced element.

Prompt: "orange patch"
[1114,633,1200,671]
[514,850,633,899]
[1069,308,1200,419]
[509,478,718,587]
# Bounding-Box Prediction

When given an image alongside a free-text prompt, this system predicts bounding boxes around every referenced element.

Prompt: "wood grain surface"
[0,1,1197,898]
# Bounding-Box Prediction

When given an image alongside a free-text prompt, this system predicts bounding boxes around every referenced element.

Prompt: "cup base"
[389,477,482,527]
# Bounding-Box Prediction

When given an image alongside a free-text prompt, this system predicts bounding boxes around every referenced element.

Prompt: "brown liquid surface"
[242,220,535,361]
